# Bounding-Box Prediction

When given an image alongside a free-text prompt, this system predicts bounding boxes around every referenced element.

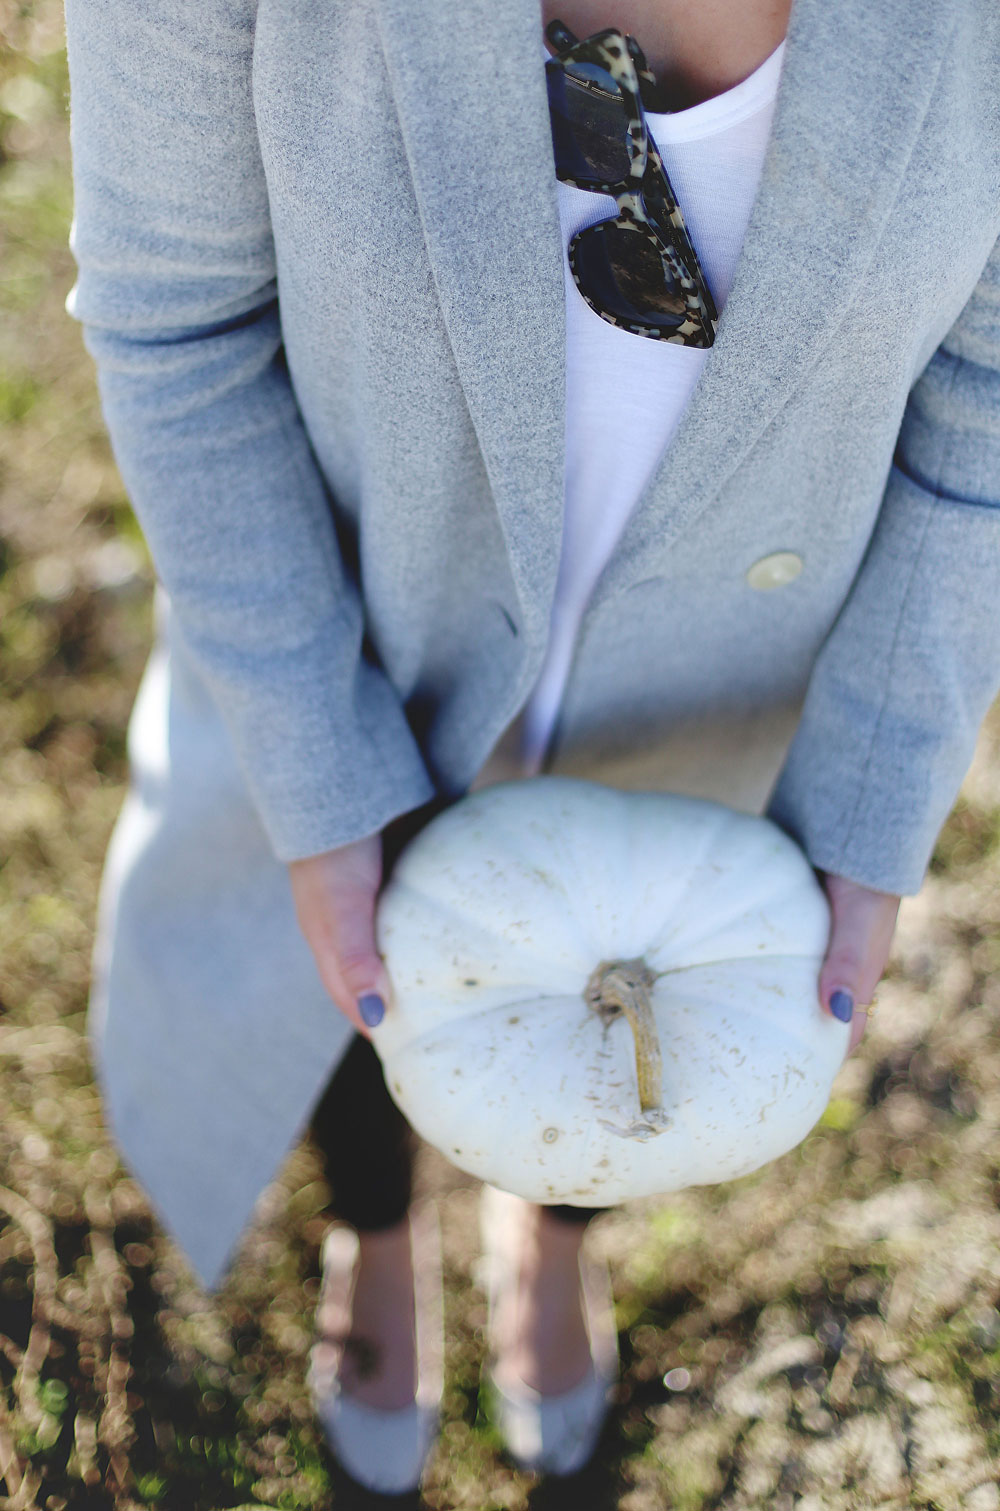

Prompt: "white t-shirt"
[518,40,786,772]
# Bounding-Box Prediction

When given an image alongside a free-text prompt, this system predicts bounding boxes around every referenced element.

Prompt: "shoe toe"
[484,1361,612,1475]
[312,1386,440,1494]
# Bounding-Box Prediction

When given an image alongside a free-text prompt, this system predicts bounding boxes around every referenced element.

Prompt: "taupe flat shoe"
[307,1197,444,1494]
[477,1185,619,1476]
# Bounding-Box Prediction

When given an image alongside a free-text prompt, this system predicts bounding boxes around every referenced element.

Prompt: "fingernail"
[829,989,854,1023]
[358,993,385,1028]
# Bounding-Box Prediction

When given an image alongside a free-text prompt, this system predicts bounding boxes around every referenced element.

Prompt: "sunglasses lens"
[572,221,691,330]
[546,58,632,185]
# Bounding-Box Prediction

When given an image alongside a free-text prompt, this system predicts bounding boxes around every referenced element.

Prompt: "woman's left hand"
[817,871,901,1056]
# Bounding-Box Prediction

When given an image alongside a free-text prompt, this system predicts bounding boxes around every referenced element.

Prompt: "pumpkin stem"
[584,958,669,1139]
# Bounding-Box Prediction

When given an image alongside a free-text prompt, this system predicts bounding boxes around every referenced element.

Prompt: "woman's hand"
[817,870,900,1056]
[287,832,390,1038]
[286,797,457,1038]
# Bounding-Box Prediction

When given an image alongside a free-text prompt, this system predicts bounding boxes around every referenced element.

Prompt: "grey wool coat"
[65,0,1000,1290]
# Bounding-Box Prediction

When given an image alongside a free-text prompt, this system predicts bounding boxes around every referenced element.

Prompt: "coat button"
[745,551,803,590]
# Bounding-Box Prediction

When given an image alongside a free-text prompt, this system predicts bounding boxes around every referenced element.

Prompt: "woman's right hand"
[287,832,390,1038]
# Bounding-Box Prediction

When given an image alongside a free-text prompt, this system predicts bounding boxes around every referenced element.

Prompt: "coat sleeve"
[63,0,436,862]
[766,233,1000,895]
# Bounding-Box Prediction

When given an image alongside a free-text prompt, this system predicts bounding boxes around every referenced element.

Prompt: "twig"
[0,1188,57,1429]
[72,1413,101,1488]
[83,1185,135,1495]
[0,1408,25,1498]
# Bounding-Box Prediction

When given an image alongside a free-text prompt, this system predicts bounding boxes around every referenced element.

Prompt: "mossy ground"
[2,5,1000,1506]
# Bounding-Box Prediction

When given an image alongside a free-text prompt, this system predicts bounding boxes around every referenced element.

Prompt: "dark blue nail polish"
[829,989,854,1023]
[359,993,385,1028]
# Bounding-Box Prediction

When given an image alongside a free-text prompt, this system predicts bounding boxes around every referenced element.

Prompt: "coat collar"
[375,0,957,633]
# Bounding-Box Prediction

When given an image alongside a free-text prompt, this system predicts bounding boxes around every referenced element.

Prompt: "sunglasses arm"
[546,18,660,107]
[544,18,579,53]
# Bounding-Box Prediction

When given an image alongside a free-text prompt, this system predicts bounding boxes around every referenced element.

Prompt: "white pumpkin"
[371,776,847,1205]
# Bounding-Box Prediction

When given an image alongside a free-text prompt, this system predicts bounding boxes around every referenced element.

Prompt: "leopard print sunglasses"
[544,18,719,347]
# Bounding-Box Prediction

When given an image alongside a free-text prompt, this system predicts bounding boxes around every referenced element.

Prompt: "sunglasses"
[544,18,718,347]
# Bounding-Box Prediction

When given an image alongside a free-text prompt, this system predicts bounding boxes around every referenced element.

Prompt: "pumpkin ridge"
[379,880,592,980]
[646,950,825,978]
[642,868,827,965]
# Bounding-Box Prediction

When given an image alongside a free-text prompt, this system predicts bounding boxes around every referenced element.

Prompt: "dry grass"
[3,4,1000,1506]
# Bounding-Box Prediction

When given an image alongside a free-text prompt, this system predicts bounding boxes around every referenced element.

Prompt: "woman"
[65,0,1000,1491]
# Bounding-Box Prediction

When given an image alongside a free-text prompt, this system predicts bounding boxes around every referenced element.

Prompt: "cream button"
[745,551,803,590]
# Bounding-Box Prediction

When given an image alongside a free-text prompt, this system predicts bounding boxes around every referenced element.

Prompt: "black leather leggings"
[309,1032,606,1231]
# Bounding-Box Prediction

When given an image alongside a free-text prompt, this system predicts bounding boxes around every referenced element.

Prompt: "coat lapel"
[375,0,567,647]
[588,0,959,610]
[376,0,958,631]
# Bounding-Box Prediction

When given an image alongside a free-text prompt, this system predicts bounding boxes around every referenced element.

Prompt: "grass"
[3,3,1000,1506]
